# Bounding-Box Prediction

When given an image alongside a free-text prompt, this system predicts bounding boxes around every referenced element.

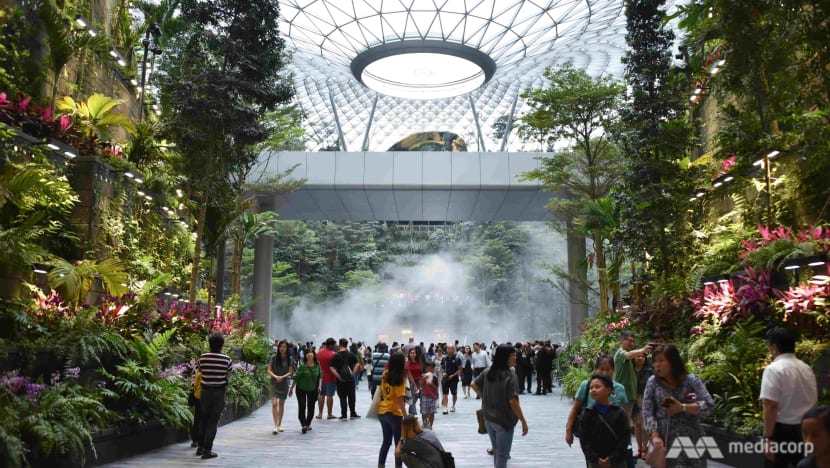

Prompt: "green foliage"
[0,159,78,286]
[32,305,129,368]
[226,365,267,410]
[687,317,767,435]
[615,0,699,282]
[101,329,192,429]
[0,378,112,467]
[0,5,38,96]
[56,93,136,141]
[48,258,128,309]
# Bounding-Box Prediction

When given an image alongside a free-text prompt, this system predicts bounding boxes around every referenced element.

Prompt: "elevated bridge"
[249,151,553,221]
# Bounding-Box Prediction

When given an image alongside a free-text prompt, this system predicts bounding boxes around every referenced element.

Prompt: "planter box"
[78,393,268,467]
[701,423,763,468]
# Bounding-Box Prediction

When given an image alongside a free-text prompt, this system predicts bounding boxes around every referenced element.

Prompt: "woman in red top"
[406,347,422,415]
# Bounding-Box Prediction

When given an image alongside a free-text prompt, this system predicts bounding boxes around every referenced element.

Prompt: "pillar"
[567,224,589,340]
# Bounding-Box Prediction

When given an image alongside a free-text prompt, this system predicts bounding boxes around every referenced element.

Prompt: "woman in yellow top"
[377,351,407,468]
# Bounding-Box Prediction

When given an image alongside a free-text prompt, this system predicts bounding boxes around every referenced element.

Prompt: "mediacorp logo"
[667,436,813,459]
[667,436,724,459]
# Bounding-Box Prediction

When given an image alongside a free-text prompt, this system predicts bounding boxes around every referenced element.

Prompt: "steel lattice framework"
[279,0,681,152]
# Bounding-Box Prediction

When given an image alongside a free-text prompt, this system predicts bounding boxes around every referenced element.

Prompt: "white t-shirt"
[759,353,817,424]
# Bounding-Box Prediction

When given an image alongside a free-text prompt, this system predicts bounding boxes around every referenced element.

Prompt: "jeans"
[296,388,317,427]
[378,412,403,467]
[198,386,226,452]
[336,380,357,417]
[408,385,420,415]
[486,420,515,468]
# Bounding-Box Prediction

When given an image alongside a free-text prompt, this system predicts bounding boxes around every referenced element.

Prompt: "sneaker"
[443,408,449,415]
[201,451,218,459]
[450,406,456,413]
[278,426,284,432]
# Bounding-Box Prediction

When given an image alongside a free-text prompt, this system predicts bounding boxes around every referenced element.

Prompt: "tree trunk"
[593,232,609,317]
[189,194,208,304]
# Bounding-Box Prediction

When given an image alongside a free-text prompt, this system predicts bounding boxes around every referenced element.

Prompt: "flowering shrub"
[740,225,830,259]
[777,275,830,328]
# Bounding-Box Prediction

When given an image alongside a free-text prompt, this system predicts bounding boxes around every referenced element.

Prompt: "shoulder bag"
[366,385,382,419]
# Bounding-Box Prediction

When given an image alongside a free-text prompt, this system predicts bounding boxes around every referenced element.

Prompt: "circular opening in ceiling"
[351,40,497,100]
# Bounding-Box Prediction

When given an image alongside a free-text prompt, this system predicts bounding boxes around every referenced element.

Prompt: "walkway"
[103,385,732,467]
[105,385,583,467]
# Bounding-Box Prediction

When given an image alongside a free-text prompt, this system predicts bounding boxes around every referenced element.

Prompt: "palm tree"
[48,258,129,309]
[575,197,625,316]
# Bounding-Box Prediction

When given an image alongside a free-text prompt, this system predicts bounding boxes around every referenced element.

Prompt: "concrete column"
[567,224,589,340]
[253,201,275,339]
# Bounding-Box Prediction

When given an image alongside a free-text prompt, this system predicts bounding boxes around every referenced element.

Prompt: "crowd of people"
[185,327,825,468]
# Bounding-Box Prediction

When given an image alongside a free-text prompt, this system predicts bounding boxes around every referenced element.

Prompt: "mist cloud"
[281,222,569,347]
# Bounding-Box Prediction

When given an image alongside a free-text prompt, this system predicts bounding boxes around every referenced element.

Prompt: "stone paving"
[103,385,730,467]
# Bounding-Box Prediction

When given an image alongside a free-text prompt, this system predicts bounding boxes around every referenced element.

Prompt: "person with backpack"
[330,337,360,420]
[565,355,629,447]
[396,415,454,468]
[577,374,631,468]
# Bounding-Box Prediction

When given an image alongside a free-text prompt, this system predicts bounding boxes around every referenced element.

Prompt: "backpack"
[399,438,445,468]
[337,352,353,382]
[439,450,455,468]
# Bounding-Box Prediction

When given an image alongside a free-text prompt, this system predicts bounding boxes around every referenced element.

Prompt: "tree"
[520,63,626,316]
[159,0,293,304]
[614,0,696,286]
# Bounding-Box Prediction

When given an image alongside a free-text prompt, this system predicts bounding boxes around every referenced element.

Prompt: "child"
[566,355,629,447]
[800,406,830,468]
[420,363,439,429]
[578,374,630,468]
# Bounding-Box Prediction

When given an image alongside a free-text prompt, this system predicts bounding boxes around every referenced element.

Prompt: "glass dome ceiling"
[279,0,683,152]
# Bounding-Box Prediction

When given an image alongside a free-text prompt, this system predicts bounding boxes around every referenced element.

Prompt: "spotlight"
[701,274,730,286]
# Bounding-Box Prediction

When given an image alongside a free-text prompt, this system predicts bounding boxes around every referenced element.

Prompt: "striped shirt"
[199,352,232,387]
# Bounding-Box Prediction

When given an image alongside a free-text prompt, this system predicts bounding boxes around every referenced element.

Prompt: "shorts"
[441,376,458,395]
[420,396,437,415]
[322,382,337,397]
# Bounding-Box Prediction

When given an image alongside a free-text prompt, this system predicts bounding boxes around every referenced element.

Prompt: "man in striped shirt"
[195,332,232,459]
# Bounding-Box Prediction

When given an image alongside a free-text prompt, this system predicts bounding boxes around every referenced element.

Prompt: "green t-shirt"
[575,379,629,407]
[613,347,637,404]
[293,362,321,392]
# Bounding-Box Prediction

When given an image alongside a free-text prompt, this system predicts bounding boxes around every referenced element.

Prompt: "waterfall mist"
[281,222,568,347]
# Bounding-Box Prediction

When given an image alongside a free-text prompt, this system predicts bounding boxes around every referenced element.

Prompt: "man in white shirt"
[471,343,489,376]
[760,327,817,468]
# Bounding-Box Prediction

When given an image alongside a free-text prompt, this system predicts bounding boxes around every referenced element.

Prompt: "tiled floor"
[101,385,733,467]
